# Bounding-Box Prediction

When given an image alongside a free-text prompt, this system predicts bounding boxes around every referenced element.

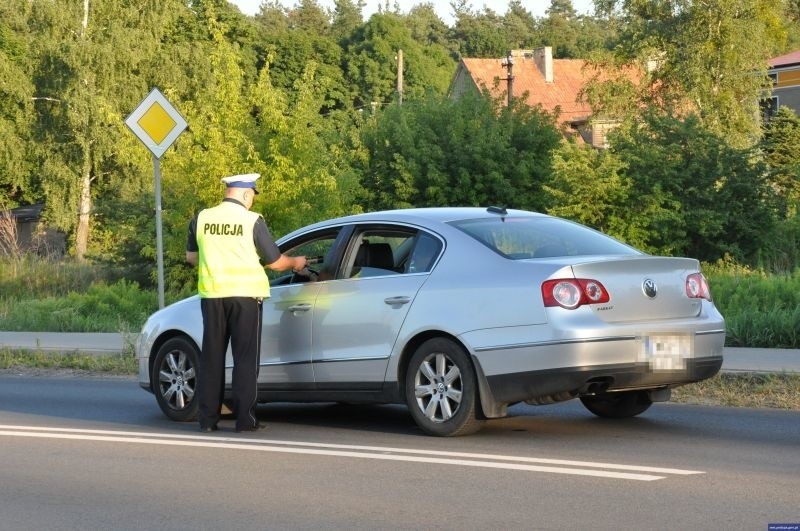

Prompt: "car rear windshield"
[448,216,640,259]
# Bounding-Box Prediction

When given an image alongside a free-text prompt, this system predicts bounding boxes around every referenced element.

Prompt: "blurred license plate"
[638,334,693,371]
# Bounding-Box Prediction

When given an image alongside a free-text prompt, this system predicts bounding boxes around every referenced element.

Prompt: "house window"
[767,73,777,86]
[760,96,779,122]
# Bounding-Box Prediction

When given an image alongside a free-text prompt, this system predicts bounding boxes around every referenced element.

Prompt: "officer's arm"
[266,254,307,272]
[254,217,306,272]
[186,216,199,266]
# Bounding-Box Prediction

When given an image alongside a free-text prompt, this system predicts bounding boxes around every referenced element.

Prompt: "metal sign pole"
[125,88,188,309]
[153,154,165,309]
[125,88,187,311]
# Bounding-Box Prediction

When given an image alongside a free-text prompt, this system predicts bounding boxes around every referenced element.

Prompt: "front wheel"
[405,338,483,436]
[152,336,199,422]
[580,390,653,418]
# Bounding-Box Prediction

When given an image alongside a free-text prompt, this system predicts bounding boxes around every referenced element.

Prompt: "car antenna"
[486,205,508,220]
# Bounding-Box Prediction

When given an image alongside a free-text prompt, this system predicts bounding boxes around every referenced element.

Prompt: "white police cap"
[221,173,260,193]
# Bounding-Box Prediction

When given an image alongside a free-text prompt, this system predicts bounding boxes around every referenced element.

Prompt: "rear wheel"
[152,336,199,422]
[405,338,483,436]
[580,390,653,418]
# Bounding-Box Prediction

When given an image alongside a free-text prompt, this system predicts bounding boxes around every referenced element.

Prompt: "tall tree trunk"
[74,0,91,261]
[82,0,90,34]
[75,145,91,261]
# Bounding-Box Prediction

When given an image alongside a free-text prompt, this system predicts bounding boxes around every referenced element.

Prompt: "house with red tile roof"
[765,49,800,119]
[449,47,640,148]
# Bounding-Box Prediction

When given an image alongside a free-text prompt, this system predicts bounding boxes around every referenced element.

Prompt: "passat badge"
[642,278,658,299]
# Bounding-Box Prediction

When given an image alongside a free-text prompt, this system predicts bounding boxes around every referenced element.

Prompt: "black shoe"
[235,422,266,433]
[199,424,218,433]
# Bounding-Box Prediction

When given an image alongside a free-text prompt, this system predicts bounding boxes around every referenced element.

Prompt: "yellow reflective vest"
[196,202,270,298]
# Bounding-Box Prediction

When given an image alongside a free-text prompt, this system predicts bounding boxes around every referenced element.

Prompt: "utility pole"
[396,49,404,105]
[500,51,514,108]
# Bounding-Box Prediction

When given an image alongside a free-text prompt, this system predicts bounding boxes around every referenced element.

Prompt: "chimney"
[533,46,553,83]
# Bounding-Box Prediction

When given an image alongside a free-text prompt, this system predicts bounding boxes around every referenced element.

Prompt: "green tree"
[331,0,364,42]
[260,29,349,112]
[159,6,265,290]
[450,3,509,58]
[503,1,538,51]
[609,113,775,261]
[248,60,353,236]
[287,0,331,35]
[761,106,800,212]
[254,0,290,34]
[0,1,35,205]
[545,141,653,248]
[25,0,191,260]
[783,0,800,50]
[405,3,450,49]
[593,0,789,147]
[344,13,454,108]
[358,91,561,211]
[536,0,618,58]
[758,107,800,271]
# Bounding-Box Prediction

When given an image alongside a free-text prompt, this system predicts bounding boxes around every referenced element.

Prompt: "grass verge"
[671,373,800,410]
[0,349,137,376]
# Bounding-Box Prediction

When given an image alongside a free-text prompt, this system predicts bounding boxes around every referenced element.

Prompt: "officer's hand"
[293,256,308,272]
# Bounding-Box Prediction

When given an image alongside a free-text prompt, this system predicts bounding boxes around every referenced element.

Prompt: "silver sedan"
[136,207,725,436]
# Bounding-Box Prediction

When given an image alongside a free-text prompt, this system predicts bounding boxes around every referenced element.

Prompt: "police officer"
[186,173,307,432]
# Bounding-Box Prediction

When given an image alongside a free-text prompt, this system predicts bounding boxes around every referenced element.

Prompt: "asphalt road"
[0,374,798,530]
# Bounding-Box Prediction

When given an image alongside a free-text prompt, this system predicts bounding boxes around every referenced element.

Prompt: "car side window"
[345,229,413,278]
[267,229,341,285]
[406,232,443,274]
[343,227,443,278]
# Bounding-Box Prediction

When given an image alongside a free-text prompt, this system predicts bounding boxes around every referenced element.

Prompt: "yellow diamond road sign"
[125,88,187,159]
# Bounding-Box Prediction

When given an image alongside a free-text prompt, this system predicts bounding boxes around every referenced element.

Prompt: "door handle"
[384,296,411,306]
[286,303,312,313]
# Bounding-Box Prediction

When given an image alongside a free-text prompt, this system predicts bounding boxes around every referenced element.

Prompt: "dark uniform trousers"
[199,297,263,431]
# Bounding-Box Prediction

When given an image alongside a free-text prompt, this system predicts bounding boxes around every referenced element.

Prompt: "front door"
[312,226,436,390]
[258,227,346,389]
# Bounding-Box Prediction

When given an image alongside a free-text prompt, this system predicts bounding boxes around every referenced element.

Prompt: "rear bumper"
[481,356,723,407]
[465,324,725,416]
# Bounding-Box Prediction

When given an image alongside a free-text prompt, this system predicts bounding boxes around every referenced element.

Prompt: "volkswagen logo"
[642,278,658,299]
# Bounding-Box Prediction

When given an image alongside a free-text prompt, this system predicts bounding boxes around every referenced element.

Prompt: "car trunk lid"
[569,256,702,323]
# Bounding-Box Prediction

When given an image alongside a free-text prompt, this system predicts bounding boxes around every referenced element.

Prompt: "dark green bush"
[705,261,800,348]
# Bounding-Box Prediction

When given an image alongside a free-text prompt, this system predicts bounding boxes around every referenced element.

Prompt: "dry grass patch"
[0,349,136,376]
[672,373,800,409]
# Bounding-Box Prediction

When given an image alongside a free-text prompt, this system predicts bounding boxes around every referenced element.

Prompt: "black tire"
[405,338,484,436]
[580,390,653,418]
[152,336,200,422]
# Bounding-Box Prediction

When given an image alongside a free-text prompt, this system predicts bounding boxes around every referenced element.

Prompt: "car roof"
[292,207,548,232]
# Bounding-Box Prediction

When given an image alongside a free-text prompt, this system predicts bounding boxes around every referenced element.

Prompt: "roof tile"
[769,50,800,68]
[460,56,638,125]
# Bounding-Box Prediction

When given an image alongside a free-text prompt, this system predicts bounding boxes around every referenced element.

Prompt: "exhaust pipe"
[579,377,613,395]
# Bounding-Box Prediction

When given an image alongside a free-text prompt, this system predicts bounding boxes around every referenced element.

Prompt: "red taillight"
[686,273,712,301]
[542,279,610,309]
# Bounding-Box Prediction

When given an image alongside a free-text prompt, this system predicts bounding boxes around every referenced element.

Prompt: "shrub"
[0,279,157,333]
[705,260,800,348]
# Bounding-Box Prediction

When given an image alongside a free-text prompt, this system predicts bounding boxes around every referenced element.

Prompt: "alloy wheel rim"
[158,349,196,411]
[414,352,463,423]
